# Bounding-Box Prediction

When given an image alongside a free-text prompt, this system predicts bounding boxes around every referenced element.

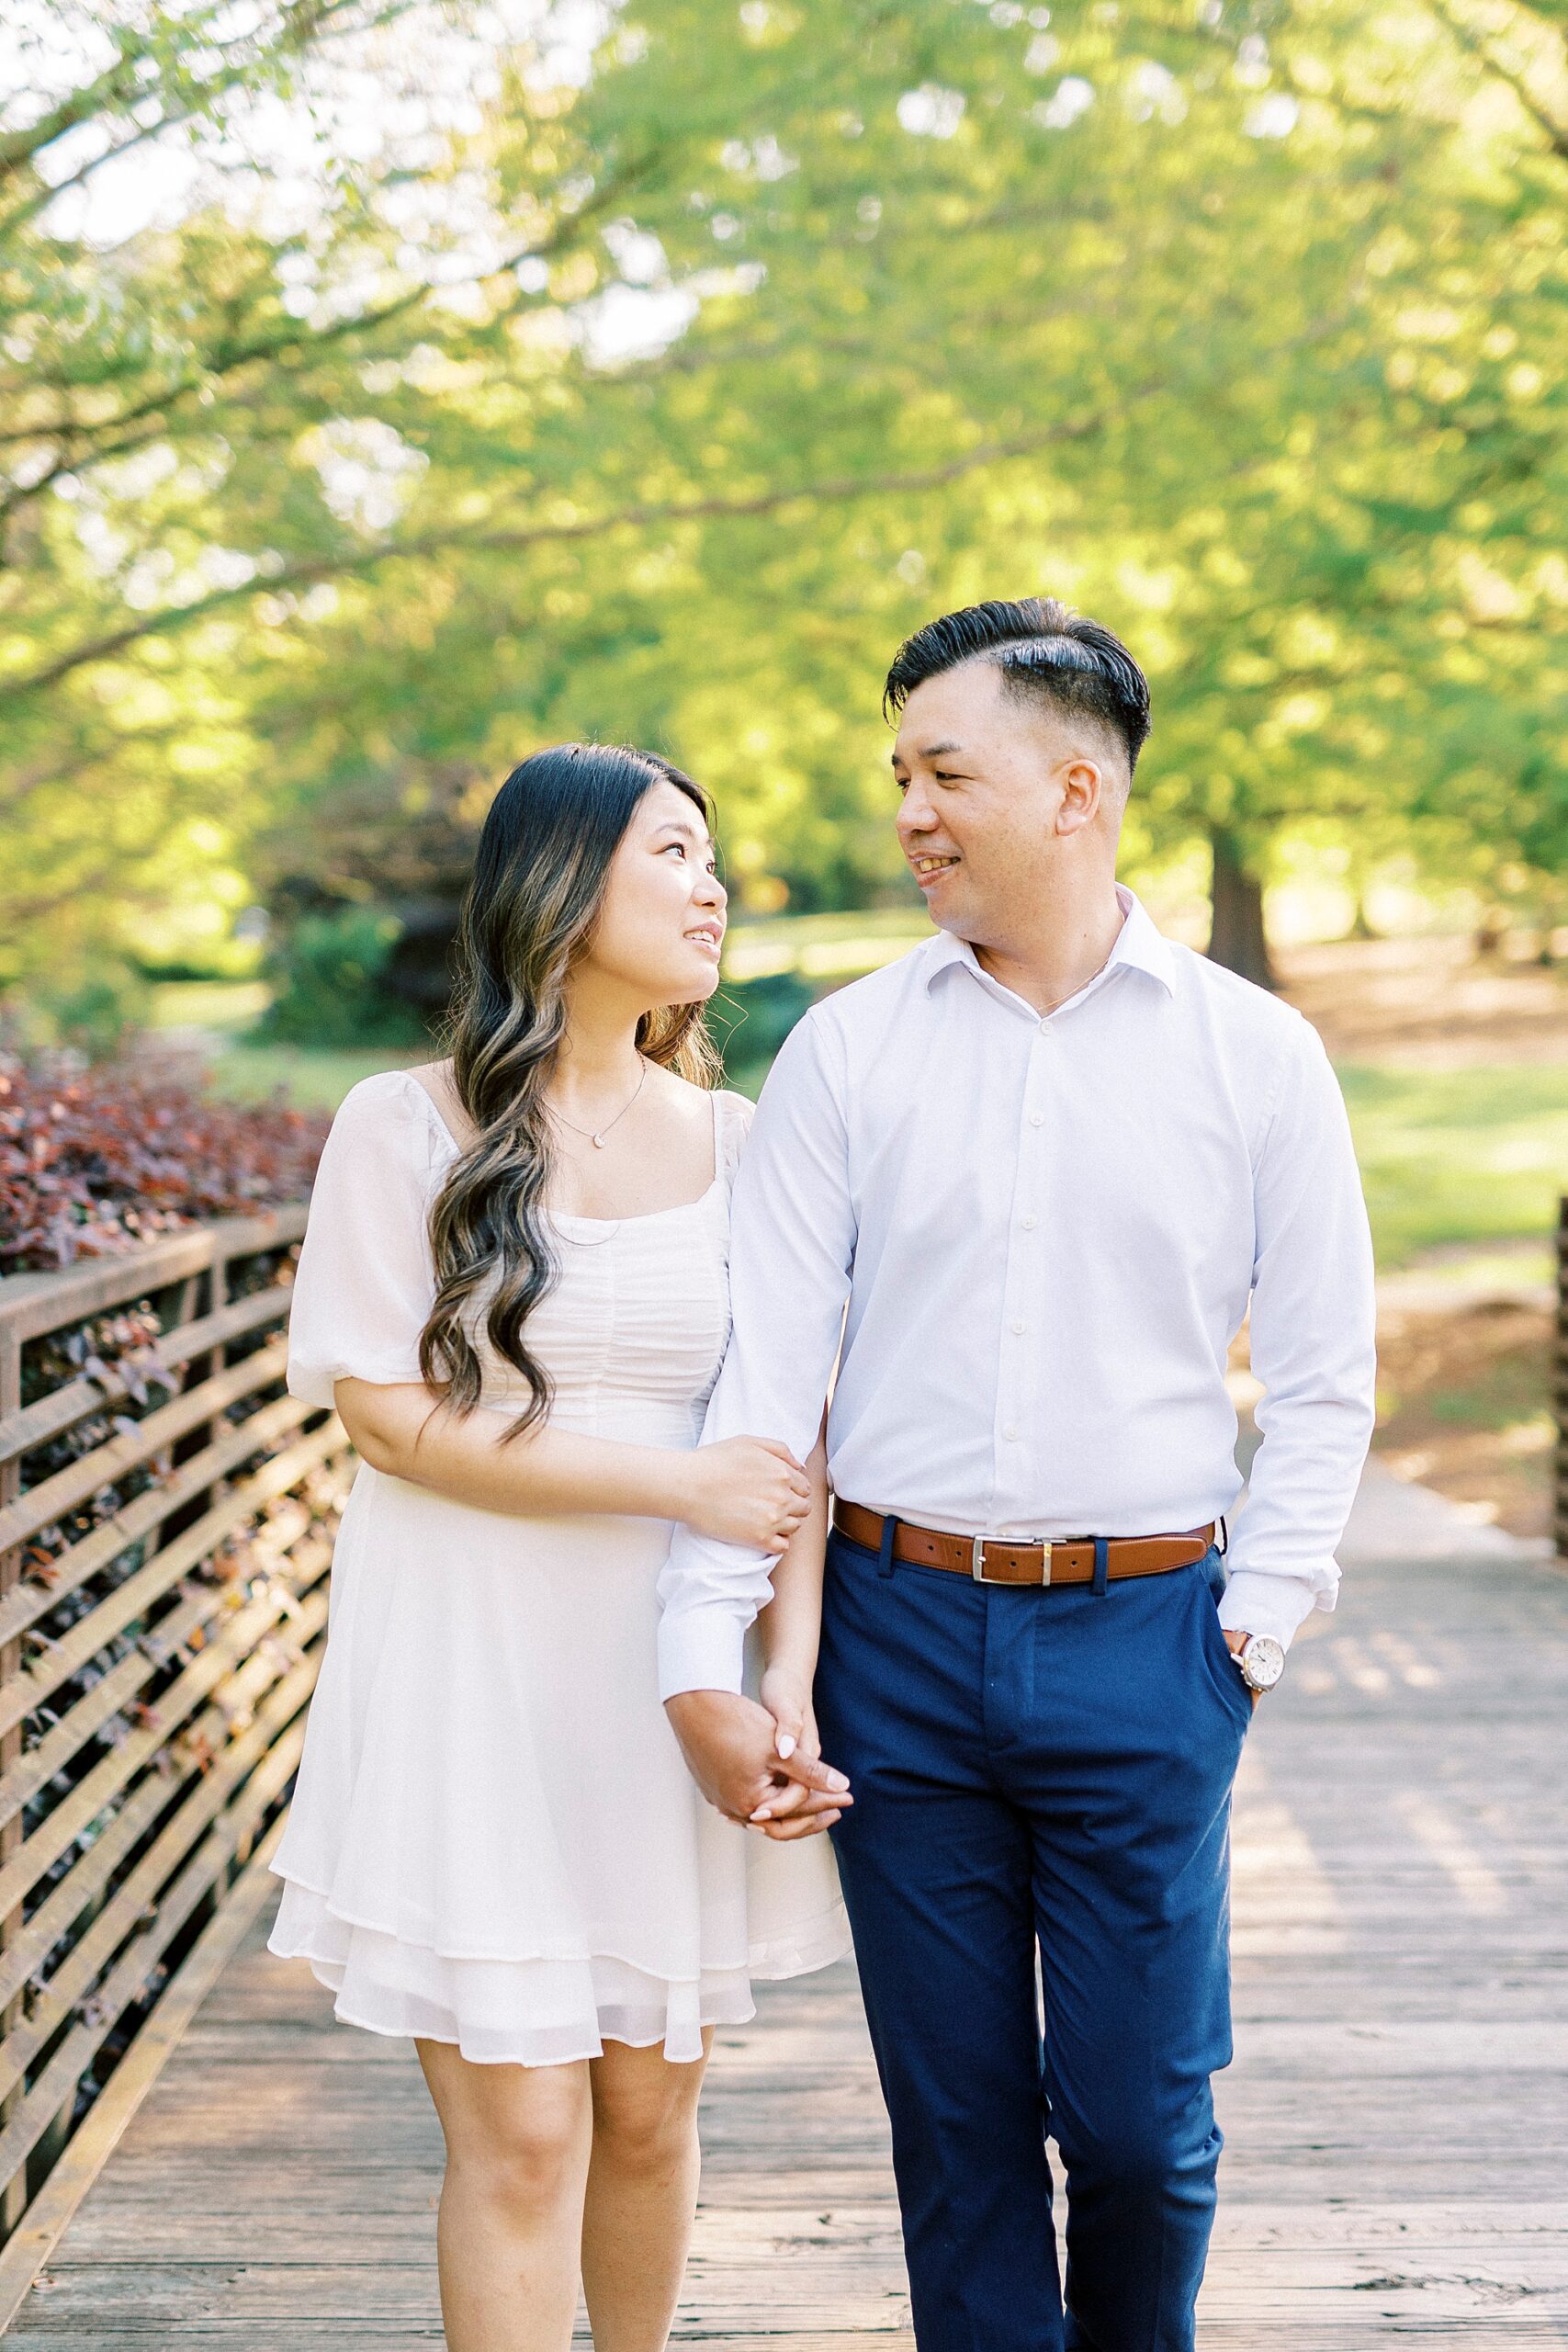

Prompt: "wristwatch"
[1235,1633,1285,1695]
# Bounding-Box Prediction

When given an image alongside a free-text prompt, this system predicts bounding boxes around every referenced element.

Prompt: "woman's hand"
[759,1664,820,1765]
[752,1664,837,1840]
[679,1437,811,1550]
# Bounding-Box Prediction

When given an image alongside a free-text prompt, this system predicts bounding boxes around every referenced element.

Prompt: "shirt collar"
[921,884,1178,1005]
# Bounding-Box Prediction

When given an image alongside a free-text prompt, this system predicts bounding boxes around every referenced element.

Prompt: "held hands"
[665,1689,851,1843]
[679,1437,812,1552]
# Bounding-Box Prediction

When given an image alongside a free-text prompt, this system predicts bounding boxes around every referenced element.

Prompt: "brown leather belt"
[830,1500,1217,1588]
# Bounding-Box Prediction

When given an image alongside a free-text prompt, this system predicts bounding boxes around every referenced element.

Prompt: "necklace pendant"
[592,1133,606,1149]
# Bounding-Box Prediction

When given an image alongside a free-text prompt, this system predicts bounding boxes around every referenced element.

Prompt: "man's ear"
[1055,758,1103,834]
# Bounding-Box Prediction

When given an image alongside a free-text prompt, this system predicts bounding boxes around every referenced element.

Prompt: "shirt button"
[1010,1320,1026,1335]
[1021,1215,1038,1230]
[1039,1018,1052,1034]
[1002,1424,1019,1442]
[1028,1112,1044,1128]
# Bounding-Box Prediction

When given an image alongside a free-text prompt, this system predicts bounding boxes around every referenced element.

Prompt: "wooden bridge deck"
[6,1512,1567,2346]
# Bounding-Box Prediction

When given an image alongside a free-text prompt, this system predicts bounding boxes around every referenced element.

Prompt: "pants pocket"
[1191,1555,1253,1730]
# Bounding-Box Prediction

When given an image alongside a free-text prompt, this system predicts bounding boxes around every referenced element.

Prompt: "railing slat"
[0,1286,289,1469]
[0,1395,317,1655]
[0,1612,323,2022]
[0,1420,342,1744]
[0,1657,319,2110]
[0,1539,333,1926]
[0,1340,289,1558]
[0,1723,306,2197]
[0,1212,307,1347]
[0,1474,349,1837]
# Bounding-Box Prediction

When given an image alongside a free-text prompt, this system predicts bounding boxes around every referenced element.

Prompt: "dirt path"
[1278,933,1568,1068]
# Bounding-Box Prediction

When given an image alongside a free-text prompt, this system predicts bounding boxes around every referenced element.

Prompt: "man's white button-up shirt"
[658,887,1377,1697]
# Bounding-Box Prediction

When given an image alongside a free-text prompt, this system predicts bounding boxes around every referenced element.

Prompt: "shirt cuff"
[1216,1566,1323,1652]
[657,1605,749,1702]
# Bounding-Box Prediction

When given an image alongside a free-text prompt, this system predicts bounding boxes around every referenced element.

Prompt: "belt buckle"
[971,1535,1052,1585]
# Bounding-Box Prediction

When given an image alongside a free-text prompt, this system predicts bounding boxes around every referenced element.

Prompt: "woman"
[270,744,850,2352]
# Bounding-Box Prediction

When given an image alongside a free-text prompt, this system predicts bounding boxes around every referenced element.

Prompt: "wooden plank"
[0,1341,289,1559]
[0,1396,324,1656]
[0,1544,330,1926]
[0,1423,344,1740]
[0,1214,306,1349]
[0,1464,347,1825]
[0,1287,289,1469]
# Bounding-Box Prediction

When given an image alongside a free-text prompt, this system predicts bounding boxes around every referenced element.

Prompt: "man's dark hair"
[883,596,1152,774]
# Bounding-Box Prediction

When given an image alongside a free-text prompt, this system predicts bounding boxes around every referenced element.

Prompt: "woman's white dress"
[269,1069,848,2065]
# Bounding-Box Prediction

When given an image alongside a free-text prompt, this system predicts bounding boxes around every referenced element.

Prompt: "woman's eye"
[663,842,686,858]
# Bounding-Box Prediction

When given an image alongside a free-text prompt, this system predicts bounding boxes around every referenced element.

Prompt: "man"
[660,597,1376,2351]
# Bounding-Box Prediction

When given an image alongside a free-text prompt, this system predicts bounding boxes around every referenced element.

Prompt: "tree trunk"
[1206,827,1276,989]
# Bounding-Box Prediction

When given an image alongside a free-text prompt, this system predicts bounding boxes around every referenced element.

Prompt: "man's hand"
[1223,1627,1263,1709]
[665,1689,851,1840]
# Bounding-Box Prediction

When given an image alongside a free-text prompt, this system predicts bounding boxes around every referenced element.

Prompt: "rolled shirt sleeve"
[1218,1015,1377,1649]
[656,1013,857,1699]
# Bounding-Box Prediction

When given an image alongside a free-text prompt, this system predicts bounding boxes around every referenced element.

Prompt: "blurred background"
[4,0,1566,1540]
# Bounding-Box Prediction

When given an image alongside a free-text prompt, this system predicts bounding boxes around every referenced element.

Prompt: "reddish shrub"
[0,1061,328,1272]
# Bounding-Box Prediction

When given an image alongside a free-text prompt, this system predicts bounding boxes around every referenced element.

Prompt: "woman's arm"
[334,1377,811,1551]
[757,1426,829,1714]
[751,1423,840,1840]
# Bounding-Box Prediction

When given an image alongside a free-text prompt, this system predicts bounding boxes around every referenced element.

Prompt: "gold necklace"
[550,1057,649,1149]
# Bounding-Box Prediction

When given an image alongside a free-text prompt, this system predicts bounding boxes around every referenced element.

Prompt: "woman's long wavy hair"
[418,743,721,1437]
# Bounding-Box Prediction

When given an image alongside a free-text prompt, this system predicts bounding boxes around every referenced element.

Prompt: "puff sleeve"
[286,1073,447,1410]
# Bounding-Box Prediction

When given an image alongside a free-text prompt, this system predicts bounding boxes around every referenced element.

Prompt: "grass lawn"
[206,1038,424,1109]
[1338,1063,1568,1270]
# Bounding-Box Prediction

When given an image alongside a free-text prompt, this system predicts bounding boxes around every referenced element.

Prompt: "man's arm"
[658,1010,857,1699]
[1219,1014,1377,1652]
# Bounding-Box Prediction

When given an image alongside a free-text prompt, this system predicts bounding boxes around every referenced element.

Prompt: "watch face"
[1242,1635,1285,1690]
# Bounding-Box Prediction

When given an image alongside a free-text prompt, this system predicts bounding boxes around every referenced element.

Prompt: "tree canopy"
[4,0,1565,998]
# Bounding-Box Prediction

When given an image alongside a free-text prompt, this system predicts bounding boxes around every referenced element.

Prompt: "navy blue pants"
[815,1532,1250,2352]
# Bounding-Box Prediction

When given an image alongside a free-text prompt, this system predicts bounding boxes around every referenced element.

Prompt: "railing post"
[0,1331,23,2240]
[1556,1195,1567,1566]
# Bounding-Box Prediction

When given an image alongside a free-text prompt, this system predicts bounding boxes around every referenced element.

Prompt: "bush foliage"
[0,1060,328,1273]
[263,908,426,1049]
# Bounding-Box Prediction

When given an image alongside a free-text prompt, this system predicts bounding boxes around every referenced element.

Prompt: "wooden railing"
[0,1208,344,2317]
[1556,1194,1567,1564]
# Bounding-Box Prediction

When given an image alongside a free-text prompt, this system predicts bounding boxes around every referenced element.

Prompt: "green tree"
[5,0,1565,998]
